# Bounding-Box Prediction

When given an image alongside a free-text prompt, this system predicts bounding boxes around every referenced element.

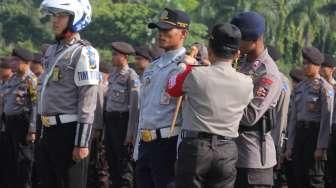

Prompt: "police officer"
[320,54,336,187]
[136,8,189,188]
[134,46,152,79]
[281,67,306,188]
[87,63,110,188]
[38,0,99,188]
[31,53,44,78]
[231,12,283,187]
[267,46,292,187]
[0,58,14,188]
[104,41,139,188]
[285,47,333,188]
[166,22,253,188]
[2,47,37,188]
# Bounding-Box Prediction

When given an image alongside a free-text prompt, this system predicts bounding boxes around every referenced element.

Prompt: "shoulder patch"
[74,46,100,86]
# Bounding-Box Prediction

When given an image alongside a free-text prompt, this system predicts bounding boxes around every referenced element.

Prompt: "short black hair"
[208,23,241,59]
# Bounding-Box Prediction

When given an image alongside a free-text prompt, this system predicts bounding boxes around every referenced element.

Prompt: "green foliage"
[1,0,336,73]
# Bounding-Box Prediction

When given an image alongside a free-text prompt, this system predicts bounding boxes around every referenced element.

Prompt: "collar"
[157,47,186,67]
[111,64,129,75]
[56,33,81,52]
[212,61,233,68]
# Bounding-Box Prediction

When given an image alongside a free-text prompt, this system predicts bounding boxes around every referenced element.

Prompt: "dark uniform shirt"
[237,49,282,168]
[2,70,37,132]
[287,76,334,149]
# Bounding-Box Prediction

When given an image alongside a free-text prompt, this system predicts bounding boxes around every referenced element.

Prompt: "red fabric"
[260,77,273,85]
[166,64,193,97]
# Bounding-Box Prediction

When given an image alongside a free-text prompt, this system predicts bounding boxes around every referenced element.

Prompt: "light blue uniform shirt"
[139,47,186,130]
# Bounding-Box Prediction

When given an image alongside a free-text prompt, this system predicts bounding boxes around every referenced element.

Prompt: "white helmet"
[40,0,92,32]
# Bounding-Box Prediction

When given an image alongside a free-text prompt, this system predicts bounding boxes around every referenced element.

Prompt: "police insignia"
[132,79,140,88]
[312,79,321,90]
[87,47,96,69]
[323,88,334,97]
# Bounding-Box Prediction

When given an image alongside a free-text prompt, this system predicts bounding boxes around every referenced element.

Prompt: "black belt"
[239,120,263,132]
[105,111,129,117]
[181,130,233,141]
[296,121,319,129]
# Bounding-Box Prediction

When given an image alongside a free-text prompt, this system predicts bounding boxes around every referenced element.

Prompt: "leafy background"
[1,0,336,74]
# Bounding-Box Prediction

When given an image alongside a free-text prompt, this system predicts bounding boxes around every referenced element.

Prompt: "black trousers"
[136,136,177,188]
[36,122,89,188]
[87,130,110,188]
[175,137,237,188]
[282,159,296,188]
[292,126,326,188]
[104,111,134,188]
[327,130,336,188]
[4,114,34,188]
[0,128,9,188]
[32,114,43,188]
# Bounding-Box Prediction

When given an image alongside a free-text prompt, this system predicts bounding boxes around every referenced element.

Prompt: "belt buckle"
[141,130,153,142]
[41,116,51,127]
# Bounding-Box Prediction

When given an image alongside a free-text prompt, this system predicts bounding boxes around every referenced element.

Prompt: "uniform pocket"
[306,97,320,112]
[111,89,126,103]
[160,91,171,105]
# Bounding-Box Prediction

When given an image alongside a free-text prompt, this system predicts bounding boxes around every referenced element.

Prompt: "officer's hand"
[182,55,197,65]
[26,132,36,143]
[314,149,327,161]
[72,147,89,161]
[256,87,267,97]
[124,136,134,146]
[284,149,292,161]
[202,59,211,66]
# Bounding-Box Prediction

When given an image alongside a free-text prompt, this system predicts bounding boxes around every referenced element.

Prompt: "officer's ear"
[180,29,188,41]
[207,47,215,63]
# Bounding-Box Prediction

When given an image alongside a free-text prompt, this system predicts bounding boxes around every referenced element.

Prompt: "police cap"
[111,42,135,55]
[135,46,152,60]
[12,47,34,62]
[230,11,265,41]
[322,54,336,68]
[148,8,190,30]
[302,47,324,65]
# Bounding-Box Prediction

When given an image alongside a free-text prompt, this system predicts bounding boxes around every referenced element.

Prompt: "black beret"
[148,8,190,30]
[111,42,135,55]
[289,68,305,82]
[322,54,336,68]
[12,47,34,62]
[267,45,282,62]
[135,46,152,60]
[302,47,324,65]
[230,11,265,41]
[210,22,241,50]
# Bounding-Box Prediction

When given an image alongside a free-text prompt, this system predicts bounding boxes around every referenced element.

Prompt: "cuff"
[74,123,92,148]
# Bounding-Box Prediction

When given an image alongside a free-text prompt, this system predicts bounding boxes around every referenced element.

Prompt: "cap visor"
[148,22,175,30]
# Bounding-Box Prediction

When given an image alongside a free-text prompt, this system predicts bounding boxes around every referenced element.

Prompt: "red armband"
[166,65,193,97]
